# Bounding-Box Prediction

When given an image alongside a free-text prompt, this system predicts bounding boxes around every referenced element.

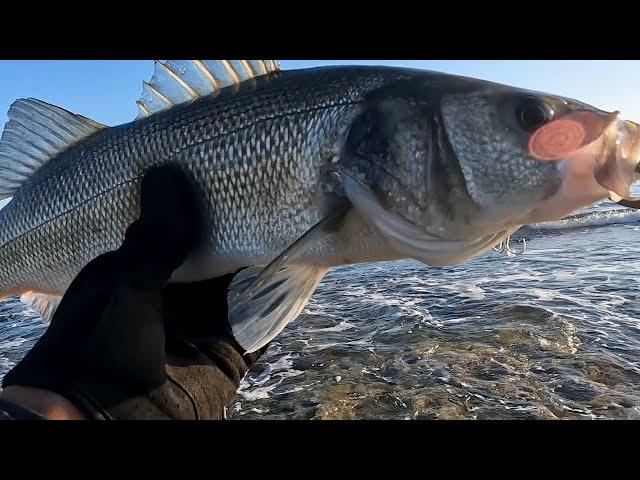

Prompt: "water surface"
[2,200,640,419]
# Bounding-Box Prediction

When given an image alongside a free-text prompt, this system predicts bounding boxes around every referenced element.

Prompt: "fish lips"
[594,118,640,200]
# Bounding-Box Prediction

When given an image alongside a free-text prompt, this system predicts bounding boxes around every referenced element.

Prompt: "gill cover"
[342,172,516,266]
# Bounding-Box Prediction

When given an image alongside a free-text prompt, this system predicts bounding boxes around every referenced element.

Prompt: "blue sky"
[1,61,640,127]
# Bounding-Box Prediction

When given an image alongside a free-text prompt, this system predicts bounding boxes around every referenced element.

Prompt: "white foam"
[308,320,356,333]
[0,338,27,349]
[457,285,486,300]
[237,352,304,401]
[530,288,557,301]
[0,355,14,372]
[530,209,640,231]
[439,283,486,301]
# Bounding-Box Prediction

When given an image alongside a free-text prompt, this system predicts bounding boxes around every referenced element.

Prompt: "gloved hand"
[1,164,267,420]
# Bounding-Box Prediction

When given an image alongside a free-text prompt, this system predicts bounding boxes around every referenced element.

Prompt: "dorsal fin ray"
[0,98,106,200]
[135,60,281,119]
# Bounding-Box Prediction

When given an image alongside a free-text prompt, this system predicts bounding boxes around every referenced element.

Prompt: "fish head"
[440,85,640,227]
[340,70,640,264]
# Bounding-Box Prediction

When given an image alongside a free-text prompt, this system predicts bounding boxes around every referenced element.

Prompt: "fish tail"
[0,96,105,317]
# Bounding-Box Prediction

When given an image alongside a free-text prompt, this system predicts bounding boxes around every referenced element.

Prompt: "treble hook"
[492,236,527,256]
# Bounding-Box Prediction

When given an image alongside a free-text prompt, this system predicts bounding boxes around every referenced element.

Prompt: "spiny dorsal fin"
[135,60,280,119]
[0,98,106,200]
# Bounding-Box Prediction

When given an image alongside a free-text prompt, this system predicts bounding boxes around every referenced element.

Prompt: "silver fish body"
[0,67,408,296]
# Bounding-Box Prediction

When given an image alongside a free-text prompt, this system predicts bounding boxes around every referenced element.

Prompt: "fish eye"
[515,98,554,131]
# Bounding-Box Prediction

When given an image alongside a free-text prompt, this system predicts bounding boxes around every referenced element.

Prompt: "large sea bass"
[0,60,638,352]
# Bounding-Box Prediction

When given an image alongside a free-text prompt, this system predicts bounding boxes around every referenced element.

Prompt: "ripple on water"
[3,213,640,419]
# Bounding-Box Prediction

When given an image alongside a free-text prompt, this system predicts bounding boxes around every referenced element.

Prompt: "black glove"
[1,164,267,420]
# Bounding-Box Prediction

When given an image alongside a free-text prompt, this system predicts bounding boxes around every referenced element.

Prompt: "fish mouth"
[530,110,640,200]
[517,113,640,225]
[594,117,640,200]
[605,120,640,208]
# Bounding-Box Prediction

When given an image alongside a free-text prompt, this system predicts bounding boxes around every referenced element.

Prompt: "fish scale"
[0,67,392,297]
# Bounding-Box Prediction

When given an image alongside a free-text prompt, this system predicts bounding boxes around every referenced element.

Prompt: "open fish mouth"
[509,112,640,226]
[597,117,640,199]
[603,119,640,208]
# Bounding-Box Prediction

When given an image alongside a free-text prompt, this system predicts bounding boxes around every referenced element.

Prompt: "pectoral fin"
[228,264,328,353]
[341,172,515,265]
[227,203,350,353]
